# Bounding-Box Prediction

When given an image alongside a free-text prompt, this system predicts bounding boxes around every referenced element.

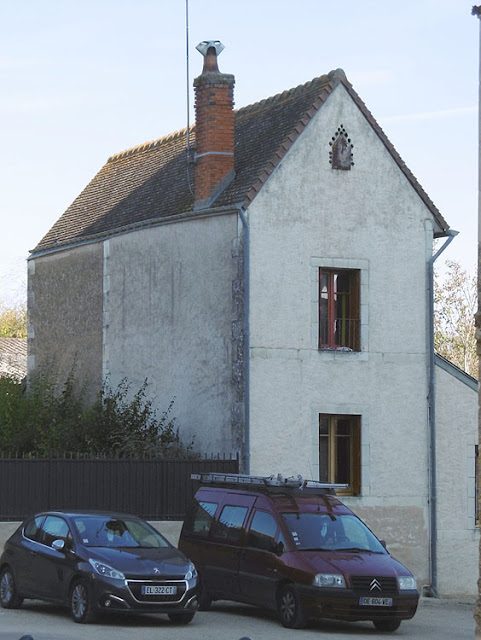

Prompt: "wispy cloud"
[380,106,477,123]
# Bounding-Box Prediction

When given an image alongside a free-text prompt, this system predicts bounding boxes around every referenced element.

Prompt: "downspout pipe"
[237,204,250,474]
[427,228,458,597]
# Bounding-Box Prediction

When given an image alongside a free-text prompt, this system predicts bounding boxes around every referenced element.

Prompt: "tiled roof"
[32,69,448,254]
[0,338,27,381]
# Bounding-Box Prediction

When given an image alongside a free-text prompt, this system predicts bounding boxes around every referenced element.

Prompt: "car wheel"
[0,567,23,609]
[197,575,212,611]
[277,584,306,629]
[70,579,96,623]
[373,619,401,632]
[168,611,196,624]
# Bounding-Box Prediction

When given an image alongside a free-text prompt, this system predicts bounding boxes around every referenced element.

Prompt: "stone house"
[28,42,478,596]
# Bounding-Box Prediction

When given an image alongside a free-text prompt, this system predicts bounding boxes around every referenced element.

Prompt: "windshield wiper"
[337,547,382,553]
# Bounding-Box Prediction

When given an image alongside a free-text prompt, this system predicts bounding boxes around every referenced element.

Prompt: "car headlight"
[313,573,346,588]
[185,561,198,581]
[398,576,416,590]
[89,559,125,580]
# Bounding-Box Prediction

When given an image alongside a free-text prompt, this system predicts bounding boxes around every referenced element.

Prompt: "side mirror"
[52,539,65,551]
[275,540,285,555]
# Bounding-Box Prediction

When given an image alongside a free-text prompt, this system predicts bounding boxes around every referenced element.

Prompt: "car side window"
[190,500,218,536]
[40,515,71,548]
[23,515,44,542]
[212,505,248,543]
[246,510,278,551]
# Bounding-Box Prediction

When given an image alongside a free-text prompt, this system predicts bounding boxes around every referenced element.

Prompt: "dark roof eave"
[29,204,240,259]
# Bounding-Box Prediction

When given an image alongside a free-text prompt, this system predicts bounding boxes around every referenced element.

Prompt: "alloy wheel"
[278,585,306,628]
[0,570,13,605]
[71,583,87,620]
[280,589,295,623]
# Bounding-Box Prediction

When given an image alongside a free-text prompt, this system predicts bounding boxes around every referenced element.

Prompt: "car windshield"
[282,512,386,553]
[72,515,170,549]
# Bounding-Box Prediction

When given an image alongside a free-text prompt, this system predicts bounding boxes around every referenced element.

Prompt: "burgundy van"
[179,473,419,632]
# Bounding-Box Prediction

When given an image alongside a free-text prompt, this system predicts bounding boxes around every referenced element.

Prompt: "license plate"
[360,597,393,607]
[141,585,177,595]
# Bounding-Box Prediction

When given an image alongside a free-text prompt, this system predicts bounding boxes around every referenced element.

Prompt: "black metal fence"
[0,456,238,521]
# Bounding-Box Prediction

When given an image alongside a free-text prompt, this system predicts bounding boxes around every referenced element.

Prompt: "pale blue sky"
[0,0,478,304]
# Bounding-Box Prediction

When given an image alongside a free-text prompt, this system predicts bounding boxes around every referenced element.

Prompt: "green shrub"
[0,371,196,458]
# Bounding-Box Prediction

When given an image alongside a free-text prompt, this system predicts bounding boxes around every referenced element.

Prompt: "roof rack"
[191,472,348,495]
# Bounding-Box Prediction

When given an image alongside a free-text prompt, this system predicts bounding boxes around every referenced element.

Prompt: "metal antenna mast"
[185,0,194,195]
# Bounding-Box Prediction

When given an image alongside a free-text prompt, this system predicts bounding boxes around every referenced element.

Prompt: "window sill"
[314,349,368,362]
[319,347,360,353]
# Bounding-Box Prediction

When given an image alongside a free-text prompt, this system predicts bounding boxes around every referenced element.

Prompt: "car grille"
[127,580,187,603]
[350,575,398,596]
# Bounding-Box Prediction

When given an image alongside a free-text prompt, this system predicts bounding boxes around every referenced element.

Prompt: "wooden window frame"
[319,414,361,496]
[319,268,360,351]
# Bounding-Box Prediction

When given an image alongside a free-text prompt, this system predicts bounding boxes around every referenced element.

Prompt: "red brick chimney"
[194,41,235,210]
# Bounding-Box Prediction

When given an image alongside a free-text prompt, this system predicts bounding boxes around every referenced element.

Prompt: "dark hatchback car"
[179,473,419,633]
[0,510,198,624]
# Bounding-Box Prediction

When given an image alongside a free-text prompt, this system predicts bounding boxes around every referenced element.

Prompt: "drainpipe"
[237,204,250,474]
[426,228,458,597]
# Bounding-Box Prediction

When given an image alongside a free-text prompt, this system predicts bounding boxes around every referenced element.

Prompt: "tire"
[277,584,306,629]
[168,611,196,624]
[197,575,212,611]
[373,619,401,632]
[0,567,23,609]
[69,579,96,624]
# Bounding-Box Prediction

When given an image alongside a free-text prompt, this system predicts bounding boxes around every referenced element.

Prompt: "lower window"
[319,414,361,495]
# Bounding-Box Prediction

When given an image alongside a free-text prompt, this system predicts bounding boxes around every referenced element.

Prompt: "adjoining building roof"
[435,352,478,391]
[0,338,27,381]
[32,69,449,256]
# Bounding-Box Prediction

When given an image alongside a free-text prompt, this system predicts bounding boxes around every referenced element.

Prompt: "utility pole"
[471,5,481,639]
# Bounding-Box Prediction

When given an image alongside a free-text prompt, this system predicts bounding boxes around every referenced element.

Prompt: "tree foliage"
[434,260,477,378]
[0,371,196,458]
[0,302,27,338]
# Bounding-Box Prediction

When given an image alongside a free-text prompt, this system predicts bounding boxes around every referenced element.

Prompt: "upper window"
[319,414,361,495]
[319,268,360,351]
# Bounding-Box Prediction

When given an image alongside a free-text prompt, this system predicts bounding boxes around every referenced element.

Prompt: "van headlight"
[185,561,197,581]
[398,576,416,590]
[89,559,125,580]
[313,573,346,588]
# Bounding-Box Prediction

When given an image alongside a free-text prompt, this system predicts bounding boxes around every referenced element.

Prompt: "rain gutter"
[237,203,250,474]
[426,228,458,597]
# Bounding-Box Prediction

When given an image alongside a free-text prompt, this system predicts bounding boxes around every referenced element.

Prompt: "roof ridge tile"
[108,127,192,163]
[235,70,341,118]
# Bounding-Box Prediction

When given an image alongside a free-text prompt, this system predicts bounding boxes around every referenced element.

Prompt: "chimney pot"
[196,40,225,73]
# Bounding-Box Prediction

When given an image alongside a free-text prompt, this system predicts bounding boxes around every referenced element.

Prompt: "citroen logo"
[370,578,382,591]
[153,568,160,575]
